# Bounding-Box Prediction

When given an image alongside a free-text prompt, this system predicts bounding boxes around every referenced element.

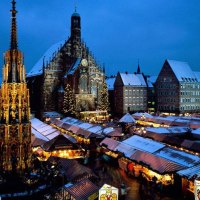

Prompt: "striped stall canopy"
[130,150,186,174]
[50,118,64,127]
[114,143,136,158]
[100,138,120,151]
[48,157,96,182]
[177,164,200,179]
[62,123,73,130]
[68,125,81,133]
[155,147,200,168]
[76,129,92,139]
[64,179,99,200]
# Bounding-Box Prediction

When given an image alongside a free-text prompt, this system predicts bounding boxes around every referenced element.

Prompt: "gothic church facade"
[27,10,106,116]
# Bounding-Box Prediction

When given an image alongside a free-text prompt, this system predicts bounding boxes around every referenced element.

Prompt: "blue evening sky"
[0,0,200,76]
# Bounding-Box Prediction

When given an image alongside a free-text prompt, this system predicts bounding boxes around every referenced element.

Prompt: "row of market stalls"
[99,135,200,195]
[133,126,200,154]
[49,117,123,144]
[31,118,86,160]
[48,157,100,200]
[133,112,200,128]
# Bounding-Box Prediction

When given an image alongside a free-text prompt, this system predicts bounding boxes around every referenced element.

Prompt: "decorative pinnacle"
[74,0,77,12]
[10,0,18,50]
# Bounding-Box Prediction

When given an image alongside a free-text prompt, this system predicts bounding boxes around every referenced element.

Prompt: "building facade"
[27,10,106,116]
[114,72,147,115]
[0,0,32,171]
[155,60,200,114]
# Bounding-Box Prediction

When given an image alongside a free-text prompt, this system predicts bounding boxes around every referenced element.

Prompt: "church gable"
[27,9,107,114]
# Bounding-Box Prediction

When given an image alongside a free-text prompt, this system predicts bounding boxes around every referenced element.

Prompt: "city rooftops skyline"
[0,0,200,76]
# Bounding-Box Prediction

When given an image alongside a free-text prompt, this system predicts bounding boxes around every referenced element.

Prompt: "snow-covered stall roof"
[100,138,120,151]
[87,125,103,134]
[31,118,60,140]
[46,131,60,140]
[130,150,185,174]
[68,125,80,133]
[177,164,200,179]
[132,112,153,119]
[122,135,165,153]
[119,113,136,123]
[31,118,44,127]
[120,73,147,86]
[64,179,99,200]
[62,117,80,124]
[192,129,200,139]
[76,129,92,139]
[31,128,49,142]
[42,128,58,136]
[31,128,49,147]
[146,127,171,134]
[43,111,62,118]
[155,147,200,167]
[101,127,114,135]
[106,77,115,90]
[78,122,94,130]
[37,125,54,133]
[167,60,197,82]
[114,143,136,158]
[146,127,188,135]
[27,41,65,77]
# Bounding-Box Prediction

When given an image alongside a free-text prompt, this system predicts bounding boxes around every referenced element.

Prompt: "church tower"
[0,0,32,171]
[70,7,81,58]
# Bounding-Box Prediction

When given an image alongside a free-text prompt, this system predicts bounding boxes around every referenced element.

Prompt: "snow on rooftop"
[132,112,153,118]
[194,71,200,82]
[192,129,200,135]
[106,77,115,90]
[120,73,146,86]
[27,41,65,77]
[31,118,44,127]
[43,111,62,118]
[177,164,200,179]
[119,113,136,123]
[146,127,188,135]
[100,137,120,150]
[114,143,136,158]
[146,127,171,134]
[78,122,94,130]
[62,117,79,124]
[102,127,115,135]
[46,131,60,140]
[42,128,58,136]
[155,147,200,167]
[123,135,165,153]
[148,75,157,84]
[31,128,49,142]
[37,125,54,133]
[87,125,103,133]
[167,60,197,82]
[66,58,81,76]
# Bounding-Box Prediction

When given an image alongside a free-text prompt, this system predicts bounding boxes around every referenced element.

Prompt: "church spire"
[10,0,18,50]
[137,59,141,74]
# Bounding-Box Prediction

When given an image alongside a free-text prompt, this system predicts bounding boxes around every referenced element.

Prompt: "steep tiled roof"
[120,73,146,86]
[167,60,197,82]
[27,41,65,77]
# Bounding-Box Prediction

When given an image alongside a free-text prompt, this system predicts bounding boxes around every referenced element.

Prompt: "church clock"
[81,59,88,67]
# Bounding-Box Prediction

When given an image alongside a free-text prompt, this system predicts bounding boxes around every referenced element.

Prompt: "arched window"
[80,75,87,93]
